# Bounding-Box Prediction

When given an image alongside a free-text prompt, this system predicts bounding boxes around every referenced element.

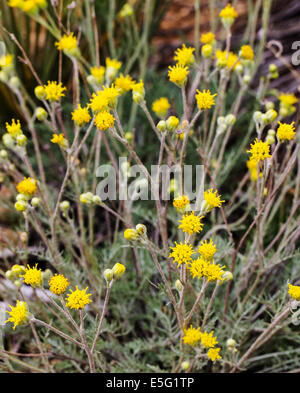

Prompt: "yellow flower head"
[8,0,24,9]
[51,133,68,149]
[169,242,195,267]
[187,257,207,279]
[240,45,254,61]
[178,212,204,235]
[203,262,225,282]
[207,347,222,362]
[279,93,297,106]
[174,44,195,66]
[72,104,91,126]
[49,274,70,295]
[102,84,120,107]
[90,66,106,84]
[6,119,22,138]
[168,64,189,86]
[182,325,202,346]
[219,3,238,19]
[288,284,300,301]
[200,32,215,45]
[246,159,261,181]
[198,239,217,260]
[215,49,240,69]
[17,177,37,196]
[173,195,190,211]
[112,263,126,280]
[0,54,14,69]
[277,121,296,142]
[89,91,109,113]
[131,79,145,103]
[55,33,78,53]
[6,300,28,330]
[196,89,217,110]
[21,264,42,287]
[200,330,218,348]
[65,286,92,310]
[124,228,139,241]
[203,188,225,210]
[115,73,135,94]
[152,97,170,118]
[94,110,115,131]
[106,57,122,71]
[247,138,271,162]
[44,81,66,102]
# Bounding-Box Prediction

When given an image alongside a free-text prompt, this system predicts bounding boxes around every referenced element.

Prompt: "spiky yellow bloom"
[94,111,115,131]
[55,33,78,53]
[51,133,68,148]
[168,64,189,86]
[101,85,120,107]
[6,119,22,138]
[173,195,190,210]
[174,44,195,66]
[279,93,297,106]
[288,284,300,301]
[203,188,225,210]
[247,138,271,162]
[44,81,66,102]
[72,104,91,126]
[131,79,145,103]
[6,300,28,330]
[17,177,37,196]
[65,286,92,310]
[215,49,240,69]
[182,325,202,346]
[49,274,70,295]
[169,242,195,267]
[219,3,238,19]
[90,66,105,84]
[152,97,170,118]
[106,58,122,71]
[207,347,222,362]
[203,262,225,282]
[198,239,217,260]
[89,91,109,113]
[196,89,217,110]
[178,212,204,235]
[21,264,42,287]
[115,73,135,93]
[277,121,296,142]
[200,32,215,45]
[240,45,254,61]
[188,257,206,279]
[200,330,218,348]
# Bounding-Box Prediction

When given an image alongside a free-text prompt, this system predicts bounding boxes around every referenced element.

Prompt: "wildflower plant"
[0,0,299,375]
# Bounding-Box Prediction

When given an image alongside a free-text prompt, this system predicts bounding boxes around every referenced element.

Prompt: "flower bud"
[157,120,167,133]
[253,111,262,123]
[217,116,226,126]
[268,129,276,137]
[201,44,213,58]
[269,63,277,73]
[112,263,126,280]
[5,270,13,280]
[103,268,114,284]
[9,76,20,89]
[166,116,179,132]
[234,63,243,74]
[266,109,277,123]
[16,194,28,202]
[92,195,102,205]
[279,107,289,118]
[31,197,41,207]
[35,107,48,121]
[265,101,274,111]
[136,224,147,236]
[123,228,139,241]
[175,279,183,292]
[15,200,27,212]
[125,131,133,143]
[14,279,22,288]
[0,149,8,159]
[42,269,52,280]
[225,114,236,126]
[243,75,251,85]
[2,133,15,148]
[266,135,275,145]
[16,134,27,147]
[80,192,94,204]
[226,338,237,351]
[222,271,233,281]
[34,85,46,100]
[59,200,70,211]
[181,361,190,370]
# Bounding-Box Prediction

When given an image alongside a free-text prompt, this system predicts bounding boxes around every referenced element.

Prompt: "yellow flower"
[203,262,225,282]
[200,330,218,348]
[182,325,202,346]
[6,300,28,330]
[21,264,42,287]
[72,104,91,126]
[106,58,122,80]
[246,159,261,181]
[203,188,225,211]
[17,177,37,196]
[131,79,145,103]
[90,66,106,84]
[240,45,254,61]
[49,274,70,295]
[51,133,68,149]
[277,121,296,142]
[279,93,297,106]
[178,212,204,235]
[198,239,217,260]
[65,286,92,310]
[219,3,238,19]
[101,84,120,107]
[215,49,240,69]
[173,195,190,211]
[187,257,207,279]
[89,91,109,113]
[115,73,135,93]
[124,228,139,240]
[44,81,66,102]
[169,242,195,267]
[0,54,14,69]
[196,89,217,110]
[247,138,271,162]
[288,284,300,301]
[94,111,115,130]
[8,0,24,8]
[112,263,126,280]
[152,97,170,118]
[168,64,189,86]
[174,44,195,66]
[55,33,79,56]
[200,32,215,45]
[6,119,22,138]
[207,347,222,362]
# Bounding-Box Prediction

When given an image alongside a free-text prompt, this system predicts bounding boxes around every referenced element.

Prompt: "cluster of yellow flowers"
[14,177,38,212]
[182,325,222,362]
[8,0,47,14]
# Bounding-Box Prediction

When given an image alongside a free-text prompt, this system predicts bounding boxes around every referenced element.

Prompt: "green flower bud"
[34,85,46,100]
[0,149,8,159]
[181,361,190,370]
[175,279,183,292]
[225,114,236,126]
[103,268,114,284]
[9,76,20,89]
[157,120,167,133]
[16,134,27,147]
[31,197,41,207]
[35,107,48,121]
[92,195,102,205]
[136,223,147,236]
